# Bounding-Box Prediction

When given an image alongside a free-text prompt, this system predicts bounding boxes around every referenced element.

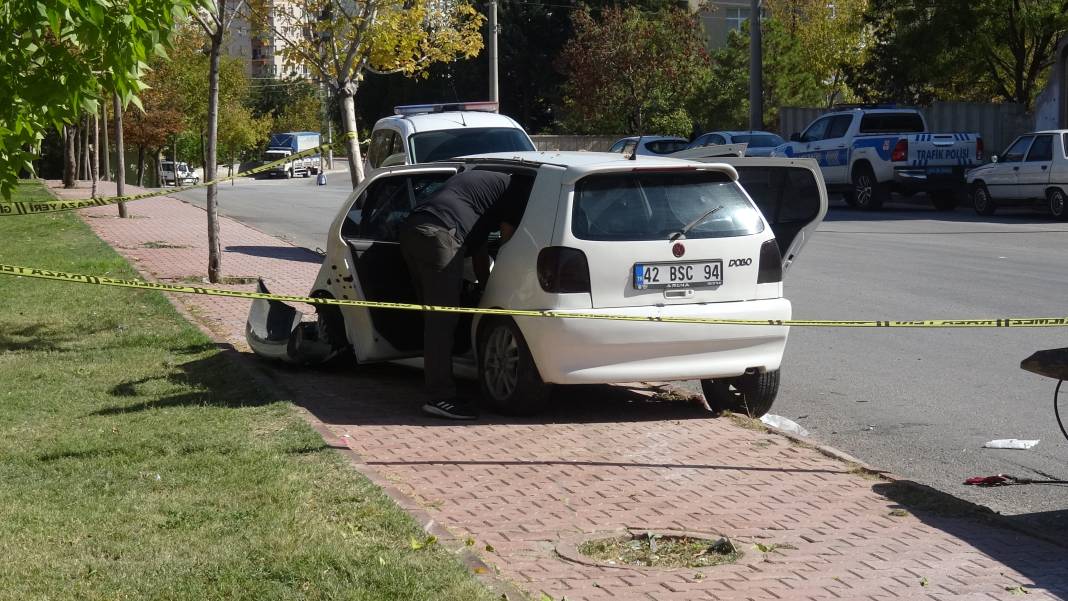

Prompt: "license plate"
[633,260,722,290]
[926,166,953,174]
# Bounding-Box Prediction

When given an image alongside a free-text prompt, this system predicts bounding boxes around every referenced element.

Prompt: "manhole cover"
[561,529,742,569]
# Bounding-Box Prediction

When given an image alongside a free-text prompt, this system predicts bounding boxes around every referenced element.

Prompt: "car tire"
[302,170,310,178]
[931,189,958,211]
[972,183,996,216]
[286,169,293,179]
[701,369,779,418]
[478,317,551,415]
[1048,188,1068,221]
[851,165,885,210]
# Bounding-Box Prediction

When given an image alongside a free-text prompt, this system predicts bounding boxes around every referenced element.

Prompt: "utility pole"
[748,0,763,131]
[488,0,498,104]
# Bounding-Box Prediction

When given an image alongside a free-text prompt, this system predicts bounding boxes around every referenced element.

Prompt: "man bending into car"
[399,169,527,420]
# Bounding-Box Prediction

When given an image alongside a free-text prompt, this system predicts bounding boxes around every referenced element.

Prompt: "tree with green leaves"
[0,0,195,199]
[847,0,1068,108]
[249,0,485,188]
[558,5,710,137]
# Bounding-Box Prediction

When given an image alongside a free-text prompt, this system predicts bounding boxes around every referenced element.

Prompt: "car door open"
[695,157,828,270]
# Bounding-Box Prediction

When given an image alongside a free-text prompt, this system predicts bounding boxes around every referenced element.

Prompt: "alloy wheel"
[483,326,519,400]
[1051,190,1066,218]
[855,174,873,207]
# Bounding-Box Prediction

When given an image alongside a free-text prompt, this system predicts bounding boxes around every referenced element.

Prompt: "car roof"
[716,130,782,136]
[1028,130,1068,135]
[457,151,739,182]
[374,111,524,134]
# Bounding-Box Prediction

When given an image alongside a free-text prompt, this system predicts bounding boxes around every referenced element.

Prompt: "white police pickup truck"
[774,107,982,210]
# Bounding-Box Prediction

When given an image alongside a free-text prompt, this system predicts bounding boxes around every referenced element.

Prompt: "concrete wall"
[530,135,621,152]
[778,102,1033,157]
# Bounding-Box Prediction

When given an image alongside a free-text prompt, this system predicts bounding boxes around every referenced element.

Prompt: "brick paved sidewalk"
[50,181,1068,601]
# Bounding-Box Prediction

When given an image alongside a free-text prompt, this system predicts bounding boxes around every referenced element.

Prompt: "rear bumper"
[893,166,968,189]
[517,299,791,385]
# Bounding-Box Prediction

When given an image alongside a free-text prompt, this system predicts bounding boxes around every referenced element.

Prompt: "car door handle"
[1013,166,1019,171]
[1042,165,1048,170]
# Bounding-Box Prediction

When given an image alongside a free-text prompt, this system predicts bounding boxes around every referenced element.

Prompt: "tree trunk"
[90,112,99,199]
[113,92,127,218]
[82,116,91,181]
[156,151,164,190]
[63,125,77,188]
[101,102,110,181]
[340,86,365,188]
[205,16,224,283]
[137,145,146,187]
[75,122,84,180]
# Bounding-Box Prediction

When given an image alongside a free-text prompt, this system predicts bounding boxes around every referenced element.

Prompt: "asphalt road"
[178,175,1068,532]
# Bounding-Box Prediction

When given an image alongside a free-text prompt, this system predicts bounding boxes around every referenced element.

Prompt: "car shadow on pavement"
[225,245,323,263]
[255,355,719,427]
[874,479,1068,595]
[823,196,1062,225]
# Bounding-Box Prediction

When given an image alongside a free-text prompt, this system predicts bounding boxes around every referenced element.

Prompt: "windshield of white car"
[409,128,535,163]
[731,134,784,147]
[572,172,764,241]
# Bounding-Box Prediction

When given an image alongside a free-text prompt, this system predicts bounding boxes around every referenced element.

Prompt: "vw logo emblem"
[672,242,685,257]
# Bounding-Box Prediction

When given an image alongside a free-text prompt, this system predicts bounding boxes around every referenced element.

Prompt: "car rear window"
[731,134,785,148]
[572,171,764,241]
[859,113,925,134]
[409,128,534,163]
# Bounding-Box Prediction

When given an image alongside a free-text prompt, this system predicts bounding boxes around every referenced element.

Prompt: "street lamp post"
[488,0,498,104]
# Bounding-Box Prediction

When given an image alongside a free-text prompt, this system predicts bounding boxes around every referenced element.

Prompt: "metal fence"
[530,135,621,152]
[778,102,1033,157]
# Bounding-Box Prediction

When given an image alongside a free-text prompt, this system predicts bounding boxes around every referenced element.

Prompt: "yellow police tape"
[0,132,360,216]
[2,262,1067,328]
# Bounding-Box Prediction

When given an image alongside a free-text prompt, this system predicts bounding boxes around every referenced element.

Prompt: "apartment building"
[224,1,310,80]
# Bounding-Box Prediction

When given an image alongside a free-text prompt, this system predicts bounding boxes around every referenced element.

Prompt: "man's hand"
[500,222,516,244]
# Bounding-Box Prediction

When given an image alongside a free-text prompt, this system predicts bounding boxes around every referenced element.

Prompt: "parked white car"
[965,130,1068,219]
[246,152,827,417]
[608,136,690,156]
[688,131,785,157]
[364,101,535,173]
[160,161,199,186]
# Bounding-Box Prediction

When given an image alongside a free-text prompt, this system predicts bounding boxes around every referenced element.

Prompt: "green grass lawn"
[0,182,497,601]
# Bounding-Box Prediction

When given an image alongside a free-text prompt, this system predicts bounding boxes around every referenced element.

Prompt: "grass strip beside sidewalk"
[0,182,496,601]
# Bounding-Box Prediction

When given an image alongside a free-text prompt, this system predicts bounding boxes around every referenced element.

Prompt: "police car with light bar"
[364,101,536,173]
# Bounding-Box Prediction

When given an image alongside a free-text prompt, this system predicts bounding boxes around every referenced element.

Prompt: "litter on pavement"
[983,439,1040,450]
[760,414,809,437]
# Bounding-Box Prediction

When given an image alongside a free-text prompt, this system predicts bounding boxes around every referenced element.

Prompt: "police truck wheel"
[851,165,885,210]
[1048,188,1068,221]
[478,318,551,415]
[972,183,996,216]
[701,370,779,418]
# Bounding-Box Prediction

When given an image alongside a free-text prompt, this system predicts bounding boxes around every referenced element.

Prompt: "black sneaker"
[421,398,478,420]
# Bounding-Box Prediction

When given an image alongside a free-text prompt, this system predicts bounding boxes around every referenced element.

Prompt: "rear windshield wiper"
[670,205,723,242]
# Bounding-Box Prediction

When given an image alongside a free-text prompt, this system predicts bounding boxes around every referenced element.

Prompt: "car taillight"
[976,138,984,162]
[757,239,782,284]
[891,139,908,162]
[537,247,591,293]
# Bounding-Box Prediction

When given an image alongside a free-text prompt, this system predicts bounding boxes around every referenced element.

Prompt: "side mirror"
[991,155,999,163]
[789,132,801,142]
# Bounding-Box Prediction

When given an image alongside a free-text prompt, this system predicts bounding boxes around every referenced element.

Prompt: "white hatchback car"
[247,152,827,417]
[364,101,536,172]
[966,130,1068,219]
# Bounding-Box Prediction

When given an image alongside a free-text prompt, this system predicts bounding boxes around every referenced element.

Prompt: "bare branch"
[190,7,216,35]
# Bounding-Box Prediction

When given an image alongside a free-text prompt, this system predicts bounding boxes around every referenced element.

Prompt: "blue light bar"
[394,101,499,116]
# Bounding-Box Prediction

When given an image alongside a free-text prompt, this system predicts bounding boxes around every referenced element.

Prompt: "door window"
[1026,135,1053,162]
[801,117,830,142]
[366,131,393,169]
[1001,136,1033,163]
[825,115,853,139]
[342,173,453,240]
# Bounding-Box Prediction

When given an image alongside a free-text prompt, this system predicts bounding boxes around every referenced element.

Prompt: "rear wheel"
[478,318,551,415]
[286,169,293,179]
[931,189,959,211]
[972,183,996,216]
[1049,188,1068,221]
[851,165,885,210]
[701,370,779,418]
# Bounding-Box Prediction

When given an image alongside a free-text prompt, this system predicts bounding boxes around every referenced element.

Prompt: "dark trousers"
[399,222,464,400]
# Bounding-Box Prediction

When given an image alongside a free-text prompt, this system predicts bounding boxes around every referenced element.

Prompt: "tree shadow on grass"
[92,343,280,415]
[873,480,1068,596]
[0,322,112,353]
